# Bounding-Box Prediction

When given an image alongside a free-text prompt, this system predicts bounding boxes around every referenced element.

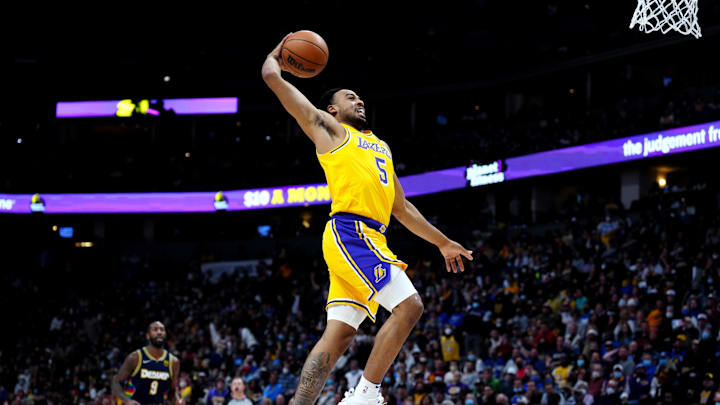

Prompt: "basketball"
[281,31,329,78]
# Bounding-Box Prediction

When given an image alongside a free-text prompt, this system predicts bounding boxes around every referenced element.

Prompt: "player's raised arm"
[261,33,344,154]
[391,172,473,273]
[112,351,140,405]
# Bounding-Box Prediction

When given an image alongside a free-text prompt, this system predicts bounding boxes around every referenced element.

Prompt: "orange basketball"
[281,31,329,78]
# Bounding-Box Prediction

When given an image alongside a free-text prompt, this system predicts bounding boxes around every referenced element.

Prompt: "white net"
[630,0,701,38]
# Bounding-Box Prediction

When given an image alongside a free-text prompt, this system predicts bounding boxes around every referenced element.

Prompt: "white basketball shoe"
[338,388,386,405]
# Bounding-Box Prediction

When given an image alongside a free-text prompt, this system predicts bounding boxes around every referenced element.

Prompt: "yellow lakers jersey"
[316,123,396,226]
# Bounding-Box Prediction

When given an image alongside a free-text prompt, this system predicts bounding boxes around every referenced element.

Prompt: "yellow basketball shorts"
[322,213,408,322]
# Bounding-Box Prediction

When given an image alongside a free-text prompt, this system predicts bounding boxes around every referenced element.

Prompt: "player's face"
[333,90,366,129]
[147,322,166,347]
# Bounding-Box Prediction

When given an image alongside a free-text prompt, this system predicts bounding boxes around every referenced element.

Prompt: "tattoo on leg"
[294,352,331,405]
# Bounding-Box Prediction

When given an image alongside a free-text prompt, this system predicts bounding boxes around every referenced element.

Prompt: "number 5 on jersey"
[375,157,388,186]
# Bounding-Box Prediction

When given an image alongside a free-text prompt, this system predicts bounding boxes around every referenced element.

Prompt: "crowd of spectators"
[2,181,719,405]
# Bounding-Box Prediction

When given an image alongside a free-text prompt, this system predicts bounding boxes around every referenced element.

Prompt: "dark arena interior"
[3,3,720,405]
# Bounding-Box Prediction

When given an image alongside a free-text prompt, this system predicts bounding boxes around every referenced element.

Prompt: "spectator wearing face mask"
[587,363,606,398]
[574,356,588,374]
[441,327,460,362]
[317,382,336,405]
[710,390,720,405]
[607,364,627,391]
[597,379,621,405]
[508,378,525,404]
[178,373,192,404]
[499,369,517,397]
[637,352,656,377]
[602,346,635,377]
[277,362,297,397]
[697,314,712,341]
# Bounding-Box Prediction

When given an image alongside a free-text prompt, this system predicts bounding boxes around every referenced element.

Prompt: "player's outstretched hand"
[438,240,473,273]
[267,33,293,72]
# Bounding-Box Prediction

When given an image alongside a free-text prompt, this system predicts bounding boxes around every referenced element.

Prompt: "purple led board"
[56,101,119,118]
[0,186,327,215]
[466,120,720,186]
[5,120,720,214]
[0,171,465,214]
[503,120,720,180]
[401,167,467,197]
[163,98,238,115]
[56,98,238,118]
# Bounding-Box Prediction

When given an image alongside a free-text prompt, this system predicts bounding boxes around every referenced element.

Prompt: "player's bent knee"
[396,293,424,324]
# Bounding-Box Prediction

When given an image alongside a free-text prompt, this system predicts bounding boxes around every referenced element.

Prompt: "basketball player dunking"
[262,34,473,405]
[112,321,182,405]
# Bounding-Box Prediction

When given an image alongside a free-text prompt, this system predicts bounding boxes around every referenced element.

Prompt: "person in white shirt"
[225,377,252,405]
[345,360,364,388]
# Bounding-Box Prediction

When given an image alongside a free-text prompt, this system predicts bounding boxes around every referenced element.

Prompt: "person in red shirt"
[533,323,556,351]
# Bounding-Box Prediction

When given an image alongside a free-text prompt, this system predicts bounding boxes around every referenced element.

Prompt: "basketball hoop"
[630,0,701,38]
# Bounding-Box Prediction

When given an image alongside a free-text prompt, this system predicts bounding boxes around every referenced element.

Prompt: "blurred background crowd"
[2,180,720,405]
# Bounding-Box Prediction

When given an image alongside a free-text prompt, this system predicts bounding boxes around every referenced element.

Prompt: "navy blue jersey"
[125,348,173,404]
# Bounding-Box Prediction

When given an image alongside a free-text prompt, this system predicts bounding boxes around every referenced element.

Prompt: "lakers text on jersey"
[316,123,396,226]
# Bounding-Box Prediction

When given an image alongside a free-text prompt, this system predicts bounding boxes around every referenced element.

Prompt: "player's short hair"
[147,321,163,332]
[317,88,344,112]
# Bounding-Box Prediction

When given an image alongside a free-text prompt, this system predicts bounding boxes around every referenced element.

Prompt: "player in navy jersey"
[112,321,181,405]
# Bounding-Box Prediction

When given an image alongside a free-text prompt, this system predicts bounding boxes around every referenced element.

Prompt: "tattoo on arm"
[294,352,331,405]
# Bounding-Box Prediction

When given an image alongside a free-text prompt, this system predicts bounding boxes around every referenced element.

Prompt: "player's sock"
[355,375,380,400]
